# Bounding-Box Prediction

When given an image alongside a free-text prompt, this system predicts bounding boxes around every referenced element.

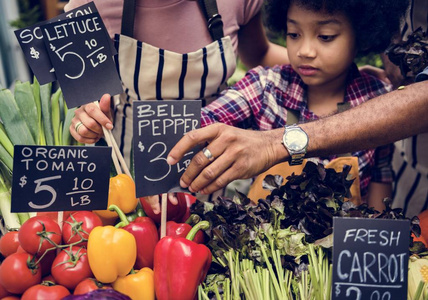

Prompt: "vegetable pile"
[1,79,428,299]
[191,162,425,299]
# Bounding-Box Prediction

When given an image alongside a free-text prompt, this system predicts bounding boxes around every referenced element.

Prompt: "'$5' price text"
[19,175,95,210]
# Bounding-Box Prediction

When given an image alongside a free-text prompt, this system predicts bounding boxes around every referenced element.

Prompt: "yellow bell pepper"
[113,268,155,300]
[94,174,138,224]
[87,225,137,283]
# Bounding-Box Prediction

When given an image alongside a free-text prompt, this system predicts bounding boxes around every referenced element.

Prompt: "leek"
[14,80,38,143]
[0,89,35,146]
[0,174,21,230]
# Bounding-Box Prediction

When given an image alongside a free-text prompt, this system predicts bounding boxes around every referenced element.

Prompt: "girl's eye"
[319,35,336,42]
[286,33,299,39]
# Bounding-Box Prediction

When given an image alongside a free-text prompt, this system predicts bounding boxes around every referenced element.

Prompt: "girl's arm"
[237,12,289,68]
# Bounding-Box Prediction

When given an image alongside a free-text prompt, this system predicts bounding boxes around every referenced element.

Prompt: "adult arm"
[303,81,428,157]
[167,81,428,194]
[237,11,289,68]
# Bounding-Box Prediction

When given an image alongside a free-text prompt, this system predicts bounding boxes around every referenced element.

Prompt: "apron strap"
[121,0,136,37]
[286,109,300,125]
[198,0,224,40]
[286,102,352,157]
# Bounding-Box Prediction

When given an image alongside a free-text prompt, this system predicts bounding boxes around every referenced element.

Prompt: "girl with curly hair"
[198,0,409,209]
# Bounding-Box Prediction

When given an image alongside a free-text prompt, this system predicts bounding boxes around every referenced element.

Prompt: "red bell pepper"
[154,220,211,300]
[164,215,204,244]
[109,204,159,269]
[140,193,194,224]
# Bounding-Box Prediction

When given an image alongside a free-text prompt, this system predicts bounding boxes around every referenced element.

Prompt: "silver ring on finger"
[75,121,84,134]
[202,147,214,161]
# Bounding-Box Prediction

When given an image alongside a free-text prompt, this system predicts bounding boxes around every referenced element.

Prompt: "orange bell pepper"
[112,268,155,300]
[94,174,138,224]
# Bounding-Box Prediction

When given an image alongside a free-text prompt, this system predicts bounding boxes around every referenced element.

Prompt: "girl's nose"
[297,38,316,58]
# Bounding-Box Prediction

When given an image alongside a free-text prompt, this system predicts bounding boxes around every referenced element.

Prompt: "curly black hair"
[264,0,409,56]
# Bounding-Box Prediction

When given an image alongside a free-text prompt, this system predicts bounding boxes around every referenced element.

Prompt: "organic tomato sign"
[332,217,409,300]
[133,100,201,197]
[11,145,111,212]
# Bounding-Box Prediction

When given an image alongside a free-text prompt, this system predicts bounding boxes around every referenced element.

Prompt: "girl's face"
[286,2,357,89]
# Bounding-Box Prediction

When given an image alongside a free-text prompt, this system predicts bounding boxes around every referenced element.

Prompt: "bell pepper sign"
[154,220,211,300]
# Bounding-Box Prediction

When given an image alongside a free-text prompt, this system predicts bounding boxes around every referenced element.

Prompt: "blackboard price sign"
[133,100,201,197]
[332,217,409,300]
[11,145,111,212]
[40,13,122,108]
[14,2,101,85]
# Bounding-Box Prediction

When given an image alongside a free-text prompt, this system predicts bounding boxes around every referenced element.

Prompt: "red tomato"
[19,216,62,255]
[0,231,20,257]
[0,281,12,298]
[2,296,20,300]
[51,246,93,290]
[0,252,42,294]
[36,211,72,226]
[21,282,70,300]
[73,278,112,295]
[15,245,27,253]
[62,211,102,246]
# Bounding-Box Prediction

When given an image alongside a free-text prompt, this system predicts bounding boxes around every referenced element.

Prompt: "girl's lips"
[298,66,318,76]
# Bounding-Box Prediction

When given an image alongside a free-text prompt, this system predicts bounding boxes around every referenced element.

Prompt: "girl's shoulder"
[358,71,393,96]
[242,65,298,89]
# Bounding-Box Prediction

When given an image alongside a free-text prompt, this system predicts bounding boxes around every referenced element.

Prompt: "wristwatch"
[282,124,309,165]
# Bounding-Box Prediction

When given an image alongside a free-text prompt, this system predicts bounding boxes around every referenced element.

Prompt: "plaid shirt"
[201,64,394,199]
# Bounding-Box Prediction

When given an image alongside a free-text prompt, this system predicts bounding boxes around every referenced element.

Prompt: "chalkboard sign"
[332,217,409,300]
[11,145,111,212]
[14,2,103,85]
[40,12,122,108]
[133,100,201,197]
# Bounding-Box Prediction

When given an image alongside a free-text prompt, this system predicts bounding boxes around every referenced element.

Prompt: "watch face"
[284,129,308,151]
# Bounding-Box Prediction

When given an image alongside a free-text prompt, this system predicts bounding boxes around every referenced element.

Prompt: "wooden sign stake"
[160,194,168,239]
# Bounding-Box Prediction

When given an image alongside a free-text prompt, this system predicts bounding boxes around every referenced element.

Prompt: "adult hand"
[167,123,287,195]
[70,94,114,144]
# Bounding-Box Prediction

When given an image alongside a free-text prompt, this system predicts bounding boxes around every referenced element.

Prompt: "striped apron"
[112,0,236,165]
[391,133,428,218]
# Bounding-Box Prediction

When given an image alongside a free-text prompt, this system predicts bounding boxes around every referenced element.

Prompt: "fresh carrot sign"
[332,217,409,300]
[133,100,201,197]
